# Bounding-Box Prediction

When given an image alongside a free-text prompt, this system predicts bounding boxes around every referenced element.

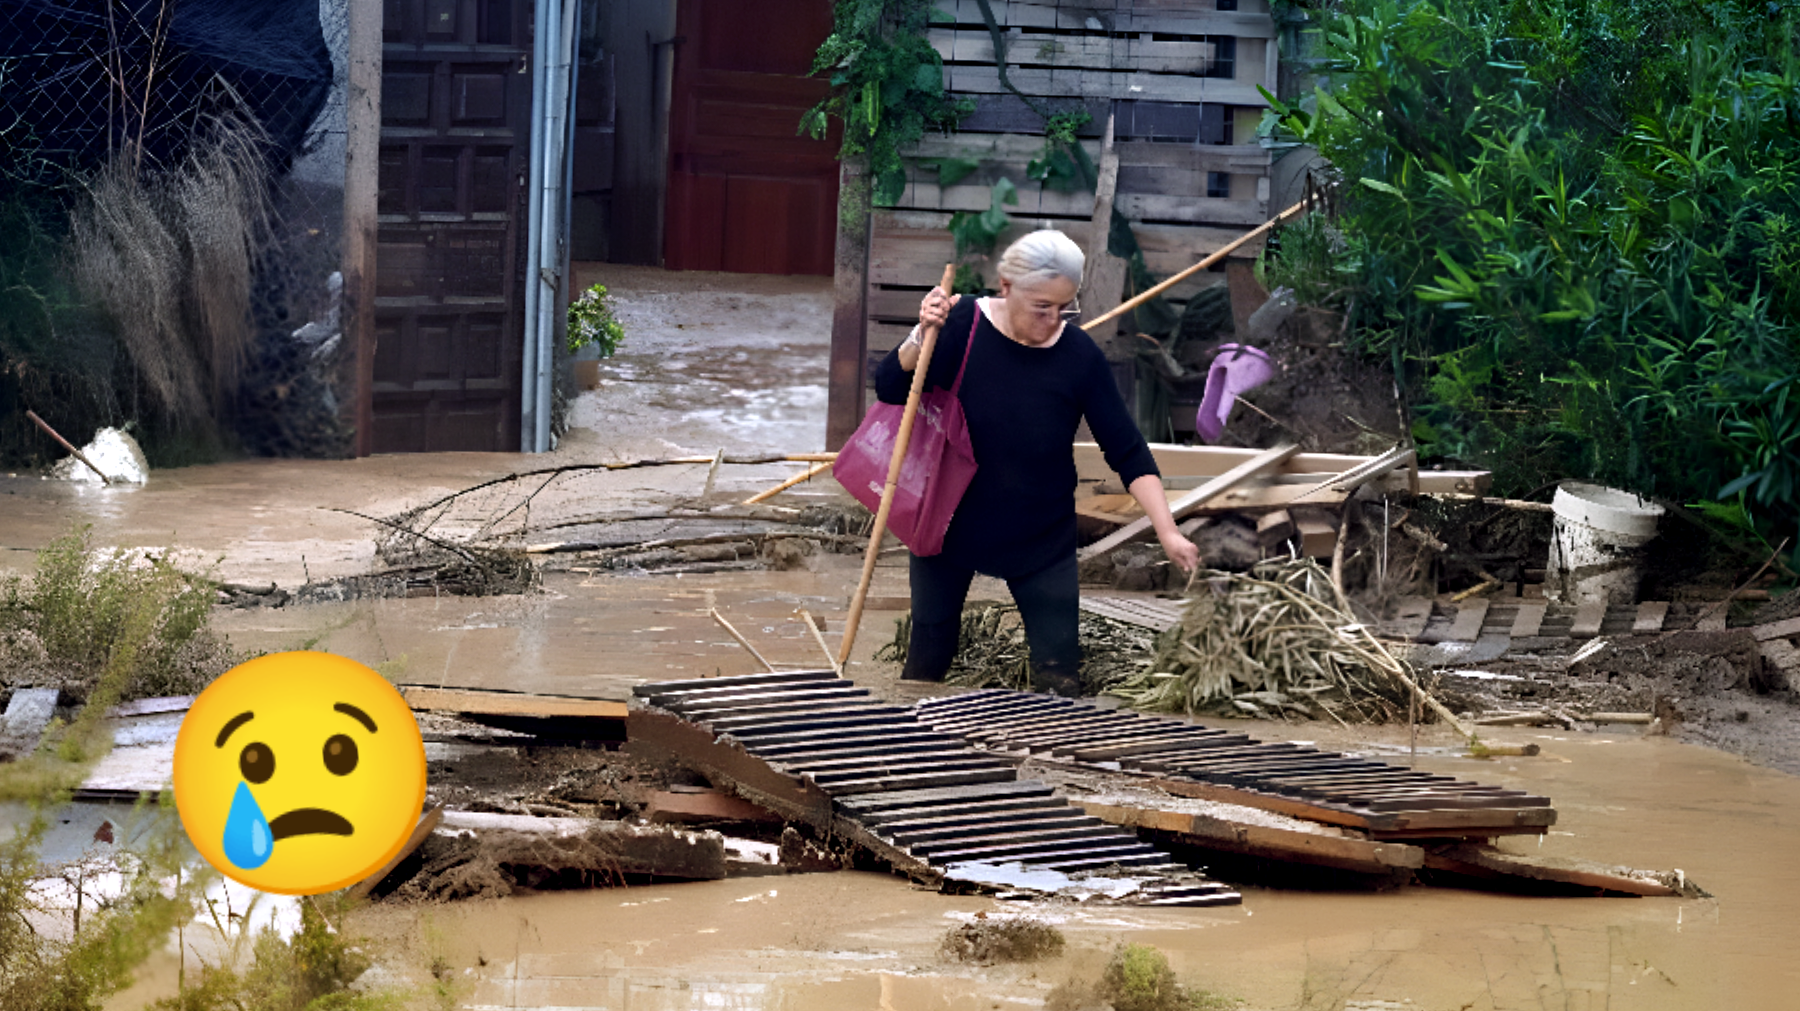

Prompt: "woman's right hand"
[919,287,959,329]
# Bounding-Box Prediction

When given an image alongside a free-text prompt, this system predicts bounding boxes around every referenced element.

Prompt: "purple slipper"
[1195,344,1274,443]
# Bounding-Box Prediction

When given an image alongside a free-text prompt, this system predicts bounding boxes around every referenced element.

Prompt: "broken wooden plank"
[435,811,729,880]
[108,695,194,718]
[400,685,628,720]
[348,805,444,900]
[0,688,59,756]
[646,789,783,825]
[1633,601,1670,633]
[1079,444,1300,561]
[1751,616,1800,641]
[1446,600,1490,642]
[1073,443,1492,495]
[1079,797,1424,876]
[1569,603,1606,639]
[1422,843,1693,897]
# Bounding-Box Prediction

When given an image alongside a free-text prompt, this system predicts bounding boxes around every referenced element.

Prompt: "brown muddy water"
[7,266,1796,1008]
[98,719,1800,1011]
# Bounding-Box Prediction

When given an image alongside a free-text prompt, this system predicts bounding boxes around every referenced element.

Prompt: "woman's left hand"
[1159,530,1200,574]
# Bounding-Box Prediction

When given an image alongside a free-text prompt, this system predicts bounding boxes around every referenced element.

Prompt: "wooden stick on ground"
[25,410,112,484]
[838,263,958,669]
[1080,198,1312,336]
[743,460,833,505]
[710,608,777,673]
[1079,444,1299,561]
[798,608,839,673]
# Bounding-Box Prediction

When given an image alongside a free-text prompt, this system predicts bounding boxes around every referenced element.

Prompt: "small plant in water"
[566,284,626,358]
[1045,942,1237,1011]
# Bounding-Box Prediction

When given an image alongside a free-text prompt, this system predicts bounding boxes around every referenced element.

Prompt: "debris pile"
[1102,559,1415,721]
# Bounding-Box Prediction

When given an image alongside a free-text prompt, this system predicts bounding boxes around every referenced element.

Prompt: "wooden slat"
[1570,603,1606,639]
[1080,444,1299,560]
[894,179,1268,227]
[929,27,1227,74]
[400,686,628,720]
[1073,442,1492,495]
[1081,799,1424,874]
[1421,844,1685,896]
[902,133,1273,177]
[1447,600,1490,642]
[937,0,1277,39]
[1633,600,1670,633]
[1511,602,1548,638]
[1752,615,1800,640]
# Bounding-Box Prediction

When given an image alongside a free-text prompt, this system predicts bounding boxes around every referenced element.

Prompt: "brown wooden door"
[373,0,530,452]
[663,0,839,275]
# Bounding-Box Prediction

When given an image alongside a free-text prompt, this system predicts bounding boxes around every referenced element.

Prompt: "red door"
[663,0,839,276]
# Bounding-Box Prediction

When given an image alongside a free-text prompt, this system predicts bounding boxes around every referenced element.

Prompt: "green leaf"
[913,62,944,95]
[934,157,980,188]
[1358,177,1406,197]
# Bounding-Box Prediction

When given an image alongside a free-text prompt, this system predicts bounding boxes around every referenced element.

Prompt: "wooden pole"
[1080,198,1312,336]
[743,460,832,505]
[25,411,111,483]
[838,263,958,669]
[710,608,777,673]
[343,0,381,456]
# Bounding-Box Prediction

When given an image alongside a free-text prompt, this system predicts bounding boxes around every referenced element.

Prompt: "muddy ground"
[3,263,1798,1009]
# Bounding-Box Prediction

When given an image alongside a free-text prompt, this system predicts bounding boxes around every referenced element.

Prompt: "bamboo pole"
[838,263,958,669]
[743,460,833,505]
[1080,198,1312,336]
[25,411,112,484]
[710,608,777,673]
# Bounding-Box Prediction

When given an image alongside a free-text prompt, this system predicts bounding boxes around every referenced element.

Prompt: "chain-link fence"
[0,0,351,463]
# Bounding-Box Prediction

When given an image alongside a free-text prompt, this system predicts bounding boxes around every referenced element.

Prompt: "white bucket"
[1545,482,1664,605]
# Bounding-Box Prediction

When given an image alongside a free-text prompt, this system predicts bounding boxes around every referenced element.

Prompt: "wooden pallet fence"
[842,0,1283,418]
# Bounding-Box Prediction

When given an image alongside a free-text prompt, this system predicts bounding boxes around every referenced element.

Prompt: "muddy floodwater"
[98,722,1800,1011]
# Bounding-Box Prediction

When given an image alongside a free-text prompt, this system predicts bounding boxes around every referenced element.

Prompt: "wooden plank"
[108,695,194,718]
[1072,442,1492,495]
[1421,843,1685,896]
[1082,111,1130,324]
[828,159,873,450]
[1079,444,1300,561]
[1751,615,1800,641]
[1633,600,1670,633]
[1511,602,1548,638]
[945,65,1271,106]
[344,0,381,456]
[1080,799,1425,874]
[1570,603,1606,639]
[1447,600,1491,642]
[935,4,1278,39]
[929,27,1232,74]
[902,133,1272,176]
[347,805,443,900]
[401,686,628,720]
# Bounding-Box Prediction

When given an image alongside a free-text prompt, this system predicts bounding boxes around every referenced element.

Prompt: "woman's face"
[999,275,1079,345]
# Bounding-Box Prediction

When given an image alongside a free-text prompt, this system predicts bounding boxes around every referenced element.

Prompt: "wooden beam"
[342,0,382,457]
[1079,799,1425,875]
[1079,444,1298,561]
[828,159,873,450]
[1421,843,1688,896]
[398,685,628,720]
[1079,112,1129,336]
[1074,442,1491,495]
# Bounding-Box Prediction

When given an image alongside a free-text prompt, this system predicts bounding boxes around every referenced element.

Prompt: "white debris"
[49,427,149,484]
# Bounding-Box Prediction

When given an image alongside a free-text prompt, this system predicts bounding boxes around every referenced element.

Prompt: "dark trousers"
[903,550,1080,681]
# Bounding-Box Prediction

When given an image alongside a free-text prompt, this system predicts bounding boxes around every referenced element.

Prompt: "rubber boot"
[901,618,959,682]
[1031,659,1084,697]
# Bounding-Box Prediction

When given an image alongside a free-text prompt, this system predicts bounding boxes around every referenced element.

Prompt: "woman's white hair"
[996,229,1084,288]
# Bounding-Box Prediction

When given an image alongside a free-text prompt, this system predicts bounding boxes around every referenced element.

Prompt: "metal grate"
[633,670,1242,906]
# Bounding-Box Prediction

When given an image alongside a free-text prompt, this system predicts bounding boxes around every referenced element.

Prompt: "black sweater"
[873,297,1159,580]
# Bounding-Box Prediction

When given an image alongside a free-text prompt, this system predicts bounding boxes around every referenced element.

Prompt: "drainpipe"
[520,0,552,451]
[522,0,578,453]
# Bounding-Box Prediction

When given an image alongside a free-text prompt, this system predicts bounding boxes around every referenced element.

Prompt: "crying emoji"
[173,652,426,894]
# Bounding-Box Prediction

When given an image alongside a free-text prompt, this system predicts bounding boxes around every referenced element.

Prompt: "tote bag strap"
[950,299,981,395]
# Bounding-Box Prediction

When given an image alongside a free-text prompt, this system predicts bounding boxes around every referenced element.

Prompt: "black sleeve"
[873,296,978,405]
[1081,340,1159,487]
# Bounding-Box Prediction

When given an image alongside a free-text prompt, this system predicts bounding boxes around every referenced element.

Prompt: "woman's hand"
[1159,529,1200,574]
[919,287,958,329]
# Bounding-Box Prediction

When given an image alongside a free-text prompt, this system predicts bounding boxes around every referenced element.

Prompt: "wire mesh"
[0,0,351,460]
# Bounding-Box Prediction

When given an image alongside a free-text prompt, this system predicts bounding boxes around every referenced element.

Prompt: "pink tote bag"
[833,309,979,556]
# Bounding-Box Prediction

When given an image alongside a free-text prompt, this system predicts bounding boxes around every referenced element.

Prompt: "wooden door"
[663,0,839,275]
[372,0,530,452]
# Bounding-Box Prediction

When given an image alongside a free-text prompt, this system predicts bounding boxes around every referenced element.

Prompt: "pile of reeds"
[1099,557,1415,721]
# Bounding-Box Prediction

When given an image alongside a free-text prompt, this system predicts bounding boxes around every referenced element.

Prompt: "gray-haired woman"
[873,229,1197,695]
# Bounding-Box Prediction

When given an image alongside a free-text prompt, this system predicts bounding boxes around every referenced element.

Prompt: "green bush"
[1265,0,1800,542]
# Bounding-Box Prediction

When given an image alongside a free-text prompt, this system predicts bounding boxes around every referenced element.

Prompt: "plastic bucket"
[1544,482,1664,605]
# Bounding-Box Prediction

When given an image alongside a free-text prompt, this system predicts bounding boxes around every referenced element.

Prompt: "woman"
[874,230,1198,696]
